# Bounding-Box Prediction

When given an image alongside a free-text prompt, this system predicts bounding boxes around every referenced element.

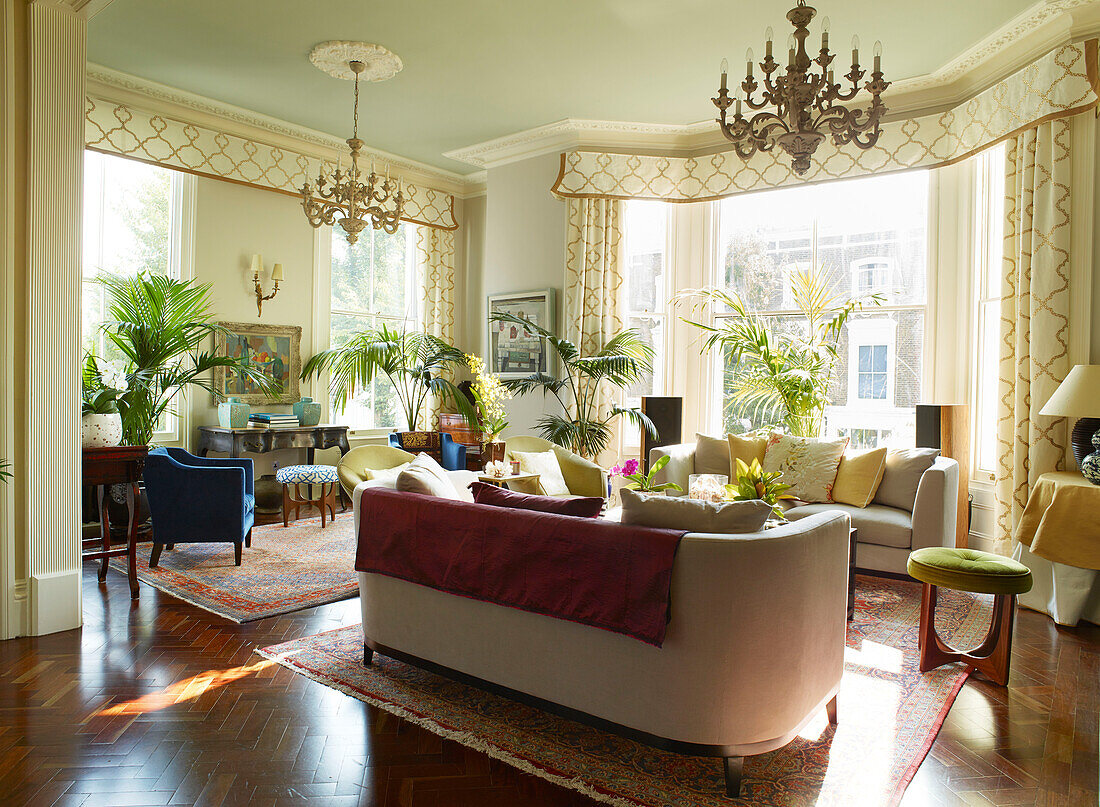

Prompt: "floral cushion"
[761,433,848,503]
[275,464,339,485]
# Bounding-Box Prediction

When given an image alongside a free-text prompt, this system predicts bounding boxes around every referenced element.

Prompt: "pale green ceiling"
[88,0,1036,175]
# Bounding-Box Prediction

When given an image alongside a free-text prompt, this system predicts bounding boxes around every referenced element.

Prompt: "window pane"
[625,315,661,399]
[371,227,412,318]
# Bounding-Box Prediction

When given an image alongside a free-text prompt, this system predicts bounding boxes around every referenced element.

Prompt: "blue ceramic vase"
[218,396,249,428]
[293,396,322,426]
[1082,431,1100,485]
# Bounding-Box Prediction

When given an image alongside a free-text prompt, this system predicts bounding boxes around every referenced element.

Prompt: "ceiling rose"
[308,41,403,81]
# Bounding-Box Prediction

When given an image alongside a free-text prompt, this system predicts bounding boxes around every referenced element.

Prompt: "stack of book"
[249,412,299,428]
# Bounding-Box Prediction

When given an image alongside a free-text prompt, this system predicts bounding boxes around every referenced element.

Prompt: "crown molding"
[84,63,482,197]
[444,0,1100,169]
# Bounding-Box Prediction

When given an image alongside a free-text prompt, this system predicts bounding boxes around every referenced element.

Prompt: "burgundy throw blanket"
[355,488,687,647]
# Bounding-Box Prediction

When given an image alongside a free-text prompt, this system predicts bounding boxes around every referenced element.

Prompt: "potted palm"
[491,312,656,460]
[300,323,475,435]
[98,272,279,446]
[677,266,882,438]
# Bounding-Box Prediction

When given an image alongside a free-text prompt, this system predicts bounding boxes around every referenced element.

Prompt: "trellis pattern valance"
[85,96,459,230]
[552,40,1099,202]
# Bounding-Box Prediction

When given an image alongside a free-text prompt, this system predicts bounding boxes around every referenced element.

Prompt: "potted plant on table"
[725,458,796,520]
[463,353,511,463]
[490,312,657,461]
[81,352,127,448]
[300,323,475,436]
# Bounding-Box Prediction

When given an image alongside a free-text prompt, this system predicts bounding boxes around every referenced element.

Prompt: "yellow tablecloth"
[1014,471,1100,571]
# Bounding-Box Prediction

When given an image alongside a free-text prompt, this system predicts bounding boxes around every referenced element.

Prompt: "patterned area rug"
[111,515,358,622]
[258,575,992,806]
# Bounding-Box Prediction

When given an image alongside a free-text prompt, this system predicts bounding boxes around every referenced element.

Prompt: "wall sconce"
[250,254,284,317]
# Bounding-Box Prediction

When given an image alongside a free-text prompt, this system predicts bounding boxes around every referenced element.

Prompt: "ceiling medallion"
[712,0,889,176]
[301,43,404,244]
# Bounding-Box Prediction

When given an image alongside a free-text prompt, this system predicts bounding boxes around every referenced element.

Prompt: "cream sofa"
[650,444,959,575]
[353,488,850,797]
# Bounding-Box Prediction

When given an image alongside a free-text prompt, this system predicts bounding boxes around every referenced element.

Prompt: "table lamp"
[1039,364,1100,484]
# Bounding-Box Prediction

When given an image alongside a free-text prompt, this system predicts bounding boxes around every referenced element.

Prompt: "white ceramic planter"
[82,412,123,448]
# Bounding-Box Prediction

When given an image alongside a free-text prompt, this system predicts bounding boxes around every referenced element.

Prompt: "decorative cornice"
[445,0,1100,169]
[84,63,483,197]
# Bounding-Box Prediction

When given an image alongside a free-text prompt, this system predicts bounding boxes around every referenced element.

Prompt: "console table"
[197,425,352,509]
[82,445,148,599]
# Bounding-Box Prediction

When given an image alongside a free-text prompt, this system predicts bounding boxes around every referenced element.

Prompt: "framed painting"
[487,289,556,378]
[213,321,302,404]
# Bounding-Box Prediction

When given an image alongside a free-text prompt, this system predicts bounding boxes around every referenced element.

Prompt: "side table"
[477,472,541,491]
[82,445,148,599]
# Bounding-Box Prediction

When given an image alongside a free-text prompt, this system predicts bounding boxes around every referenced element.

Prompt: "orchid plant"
[610,455,683,494]
[464,353,511,442]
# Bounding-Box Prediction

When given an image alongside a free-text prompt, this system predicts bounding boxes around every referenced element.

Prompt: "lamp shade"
[249,254,263,275]
[270,263,284,282]
[1039,365,1100,417]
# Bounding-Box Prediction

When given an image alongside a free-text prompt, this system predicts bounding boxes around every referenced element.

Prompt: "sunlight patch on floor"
[92,658,274,717]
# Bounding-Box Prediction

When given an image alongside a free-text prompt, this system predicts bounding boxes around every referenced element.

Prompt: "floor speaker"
[641,397,682,473]
[915,404,970,548]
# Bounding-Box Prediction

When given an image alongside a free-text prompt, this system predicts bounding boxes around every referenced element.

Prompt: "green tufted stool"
[907,547,1033,686]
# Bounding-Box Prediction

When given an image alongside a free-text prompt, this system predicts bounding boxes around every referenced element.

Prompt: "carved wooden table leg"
[97,485,111,583]
[125,481,140,599]
[919,582,1017,686]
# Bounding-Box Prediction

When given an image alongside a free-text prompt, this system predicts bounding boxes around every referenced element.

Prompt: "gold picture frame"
[212,321,302,404]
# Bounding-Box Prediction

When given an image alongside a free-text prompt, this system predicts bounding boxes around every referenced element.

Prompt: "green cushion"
[907,547,1033,595]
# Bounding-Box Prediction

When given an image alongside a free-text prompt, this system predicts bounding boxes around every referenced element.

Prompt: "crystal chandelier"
[712,0,889,176]
[300,59,404,245]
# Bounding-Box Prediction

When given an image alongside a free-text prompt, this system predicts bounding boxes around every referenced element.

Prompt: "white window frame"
[314,224,419,437]
[847,319,897,408]
[850,256,894,296]
[81,151,195,444]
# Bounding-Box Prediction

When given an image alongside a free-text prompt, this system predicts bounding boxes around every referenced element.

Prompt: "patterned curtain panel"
[552,41,1098,203]
[85,97,458,231]
[993,119,1073,555]
[564,197,624,463]
[416,225,456,429]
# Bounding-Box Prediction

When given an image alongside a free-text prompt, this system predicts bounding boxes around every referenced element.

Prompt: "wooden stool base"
[918,582,1016,686]
[282,481,338,528]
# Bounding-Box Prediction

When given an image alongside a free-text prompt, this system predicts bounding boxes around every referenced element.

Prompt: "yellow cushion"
[512,449,570,497]
[727,433,767,471]
[832,447,888,507]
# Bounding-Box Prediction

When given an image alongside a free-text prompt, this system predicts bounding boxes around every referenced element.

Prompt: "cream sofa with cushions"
[354,492,850,797]
[651,443,959,575]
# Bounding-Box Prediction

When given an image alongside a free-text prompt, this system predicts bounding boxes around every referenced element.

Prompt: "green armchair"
[503,436,608,498]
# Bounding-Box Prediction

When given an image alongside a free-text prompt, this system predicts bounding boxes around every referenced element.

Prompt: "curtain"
[416,225,456,429]
[993,119,1073,555]
[563,197,624,463]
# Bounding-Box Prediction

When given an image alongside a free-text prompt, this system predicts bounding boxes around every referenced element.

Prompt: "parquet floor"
[0,521,1096,806]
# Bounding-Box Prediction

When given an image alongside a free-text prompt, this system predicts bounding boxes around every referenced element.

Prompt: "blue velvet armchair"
[388,431,467,471]
[142,447,255,567]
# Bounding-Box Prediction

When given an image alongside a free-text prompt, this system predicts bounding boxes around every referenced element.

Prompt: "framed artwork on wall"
[213,321,302,404]
[488,289,556,378]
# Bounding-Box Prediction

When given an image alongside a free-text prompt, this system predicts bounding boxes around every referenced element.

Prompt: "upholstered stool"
[276,464,339,528]
[907,547,1033,686]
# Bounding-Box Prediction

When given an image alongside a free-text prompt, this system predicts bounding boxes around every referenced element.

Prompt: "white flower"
[100,361,129,392]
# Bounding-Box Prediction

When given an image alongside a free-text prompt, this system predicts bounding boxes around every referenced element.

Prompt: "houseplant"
[725,457,795,519]
[678,265,881,438]
[610,456,683,494]
[300,322,475,433]
[80,351,127,448]
[490,312,656,460]
[98,272,279,446]
[463,353,511,461]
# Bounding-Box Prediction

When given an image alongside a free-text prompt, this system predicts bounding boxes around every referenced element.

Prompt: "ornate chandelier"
[301,45,404,245]
[712,0,889,176]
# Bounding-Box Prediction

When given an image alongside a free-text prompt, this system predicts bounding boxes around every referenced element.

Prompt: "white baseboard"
[29,569,82,635]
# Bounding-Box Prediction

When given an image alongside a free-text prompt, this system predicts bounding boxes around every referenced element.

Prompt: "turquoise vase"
[218,396,250,428]
[1082,431,1100,485]
[293,396,322,426]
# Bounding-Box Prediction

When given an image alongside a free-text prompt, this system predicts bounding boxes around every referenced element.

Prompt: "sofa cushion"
[470,481,604,518]
[395,453,461,499]
[785,502,913,549]
[694,433,731,476]
[620,488,771,533]
[727,433,766,469]
[762,433,847,503]
[511,449,570,496]
[365,462,411,486]
[832,447,888,508]
[873,448,940,512]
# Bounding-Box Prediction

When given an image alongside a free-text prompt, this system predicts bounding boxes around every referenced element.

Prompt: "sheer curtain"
[993,119,1072,555]
[416,225,456,429]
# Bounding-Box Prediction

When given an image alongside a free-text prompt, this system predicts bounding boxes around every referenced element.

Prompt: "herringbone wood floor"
[0,525,1096,806]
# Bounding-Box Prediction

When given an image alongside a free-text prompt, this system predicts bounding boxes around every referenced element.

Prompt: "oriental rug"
[257,576,992,806]
[110,514,358,622]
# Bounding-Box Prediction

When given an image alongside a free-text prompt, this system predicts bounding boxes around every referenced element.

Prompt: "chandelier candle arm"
[713,0,889,176]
